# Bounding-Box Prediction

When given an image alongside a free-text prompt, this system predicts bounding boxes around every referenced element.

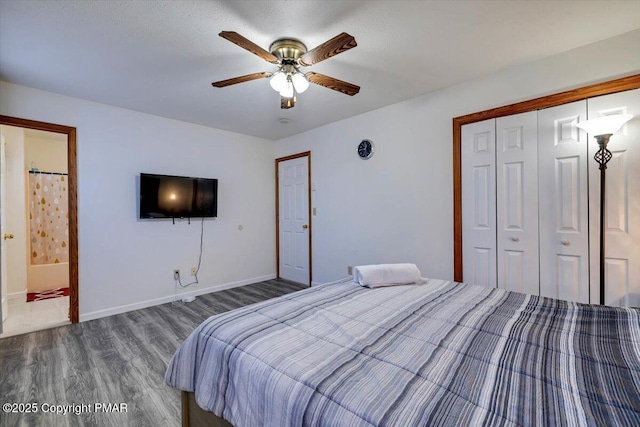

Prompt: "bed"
[166,277,640,426]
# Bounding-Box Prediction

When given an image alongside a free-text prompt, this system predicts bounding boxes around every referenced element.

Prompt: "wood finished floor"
[0,279,306,427]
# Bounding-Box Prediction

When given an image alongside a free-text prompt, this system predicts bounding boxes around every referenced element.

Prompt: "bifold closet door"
[496,112,539,294]
[588,89,640,307]
[462,119,496,287]
[538,101,589,303]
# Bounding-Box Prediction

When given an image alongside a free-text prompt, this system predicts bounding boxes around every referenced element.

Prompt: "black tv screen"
[139,173,218,219]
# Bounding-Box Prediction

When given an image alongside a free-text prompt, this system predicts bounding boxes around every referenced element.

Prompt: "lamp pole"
[577,113,633,306]
[593,134,613,306]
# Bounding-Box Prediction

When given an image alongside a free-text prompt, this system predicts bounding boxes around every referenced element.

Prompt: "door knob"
[561,239,570,246]
[3,233,14,240]
[302,224,308,229]
[509,237,519,242]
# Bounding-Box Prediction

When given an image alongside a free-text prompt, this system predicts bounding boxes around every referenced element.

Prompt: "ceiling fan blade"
[305,72,360,96]
[219,31,279,64]
[298,32,357,66]
[211,72,272,88]
[281,96,295,109]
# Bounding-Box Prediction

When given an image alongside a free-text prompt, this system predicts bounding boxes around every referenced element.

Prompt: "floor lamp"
[576,113,633,305]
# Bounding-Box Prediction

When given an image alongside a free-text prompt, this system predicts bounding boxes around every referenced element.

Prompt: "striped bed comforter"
[165,278,640,426]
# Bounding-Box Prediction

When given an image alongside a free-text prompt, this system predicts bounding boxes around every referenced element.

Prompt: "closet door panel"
[462,119,496,287]
[538,101,589,303]
[588,88,640,307]
[496,112,539,295]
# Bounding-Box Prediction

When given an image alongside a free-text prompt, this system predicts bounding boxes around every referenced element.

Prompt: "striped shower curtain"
[29,172,69,265]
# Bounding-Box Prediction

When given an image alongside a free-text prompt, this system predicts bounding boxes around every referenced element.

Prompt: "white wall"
[0,125,28,295]
[1,29,638,317]
[275,30,640,285]
[0,82,276,320]
[25,136,68,173]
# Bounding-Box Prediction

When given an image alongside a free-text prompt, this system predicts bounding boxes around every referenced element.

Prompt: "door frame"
[0,115,79,323]
[275,151,312,286]
[452,74,640,282]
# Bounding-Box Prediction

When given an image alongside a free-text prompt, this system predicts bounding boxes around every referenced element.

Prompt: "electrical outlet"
[348,266,353,275]
[173,269,180,280]
[190,267,197,276]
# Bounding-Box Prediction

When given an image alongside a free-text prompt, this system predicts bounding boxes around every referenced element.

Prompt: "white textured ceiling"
[1,1,639,140]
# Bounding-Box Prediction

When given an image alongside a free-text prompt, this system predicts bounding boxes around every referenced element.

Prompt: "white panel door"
[588,89,640,307]
[278,156,310,285]
[462,119,496,287]
[538,101,589,303]
[496,111,539,295]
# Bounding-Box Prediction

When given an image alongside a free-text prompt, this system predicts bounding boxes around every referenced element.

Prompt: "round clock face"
[357,139,375,160]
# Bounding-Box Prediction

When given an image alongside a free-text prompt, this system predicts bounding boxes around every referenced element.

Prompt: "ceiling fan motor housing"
[269,39,307,63]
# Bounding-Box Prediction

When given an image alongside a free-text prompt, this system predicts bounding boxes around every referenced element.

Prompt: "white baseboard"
[79,274,277,322]
[8,290,26,300]
[311,281,321,287]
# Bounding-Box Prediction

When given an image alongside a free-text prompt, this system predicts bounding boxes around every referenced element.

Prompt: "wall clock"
[357,139,375,160]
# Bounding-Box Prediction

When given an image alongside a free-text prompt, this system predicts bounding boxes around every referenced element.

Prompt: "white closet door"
[496,112,539,294]
[462,119,496,287]
[588,88,640,307]
[538,101,589,303]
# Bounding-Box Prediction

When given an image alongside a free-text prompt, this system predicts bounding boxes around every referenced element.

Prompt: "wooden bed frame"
[182,391,234,427]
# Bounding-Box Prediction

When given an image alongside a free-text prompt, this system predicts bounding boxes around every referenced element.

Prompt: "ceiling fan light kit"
[291,73,309,93]
[280,80,295,98]
[269,71,288,92]
[213,31,359,109]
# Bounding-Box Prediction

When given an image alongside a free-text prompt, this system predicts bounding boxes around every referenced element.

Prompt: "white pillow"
[353,263,422,288]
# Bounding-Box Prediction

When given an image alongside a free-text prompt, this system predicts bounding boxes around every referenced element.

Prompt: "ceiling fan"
[212,31,360,109]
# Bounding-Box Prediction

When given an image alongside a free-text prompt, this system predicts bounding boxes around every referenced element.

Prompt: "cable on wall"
[177,217,205,289]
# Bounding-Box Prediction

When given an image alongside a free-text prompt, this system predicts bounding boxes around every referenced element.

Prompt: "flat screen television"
[139,173,218,219]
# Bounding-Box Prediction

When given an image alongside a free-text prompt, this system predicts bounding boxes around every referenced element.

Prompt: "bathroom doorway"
[0,116,78,338]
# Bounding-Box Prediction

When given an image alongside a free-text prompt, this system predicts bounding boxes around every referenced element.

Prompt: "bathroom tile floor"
[0,295,70,338]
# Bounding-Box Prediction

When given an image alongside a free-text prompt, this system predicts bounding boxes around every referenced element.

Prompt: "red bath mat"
[26,287,69,302]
